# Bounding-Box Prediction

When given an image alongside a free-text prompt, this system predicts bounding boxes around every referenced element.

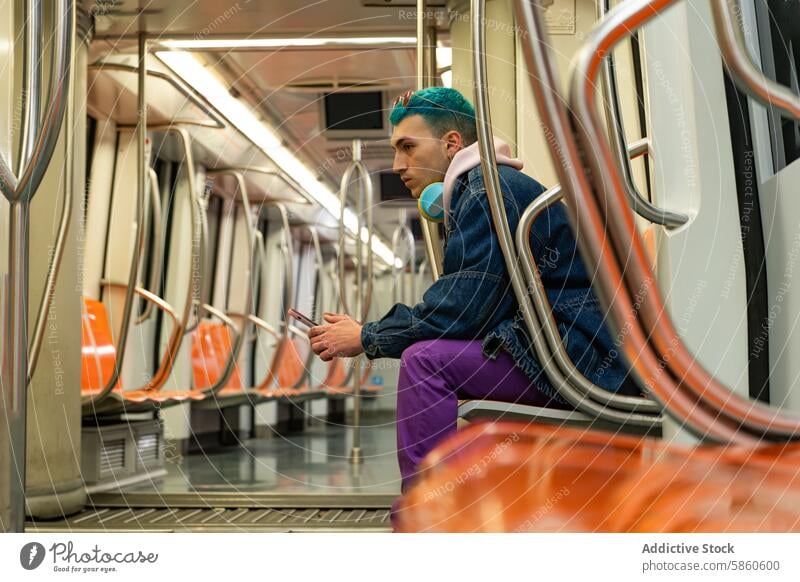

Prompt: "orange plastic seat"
[395,422,800,532]
[254,337,310,398]
[193,321,244,398]
[81,298,238,410]
[319,357,353,396]
[81,298,119,397]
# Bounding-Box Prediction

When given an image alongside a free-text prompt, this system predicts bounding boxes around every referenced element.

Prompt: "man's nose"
[393,152,407,174]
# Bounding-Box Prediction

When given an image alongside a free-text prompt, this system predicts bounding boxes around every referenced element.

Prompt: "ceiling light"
[158,37,417,50]
[157,51,398,266]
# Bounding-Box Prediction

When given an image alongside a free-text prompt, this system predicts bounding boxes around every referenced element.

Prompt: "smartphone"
[288,308,319,328]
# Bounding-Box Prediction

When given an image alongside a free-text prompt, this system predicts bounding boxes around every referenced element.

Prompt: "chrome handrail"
[201,170,257,395]
[0,0,73,202]
[135,168,164,324]
[274,202,294,333]
[514,0,762,444]
[337,146,374,319]
[391,223,416,304]
[472,0,659,430]
[567,0,800,440]
[1,0,74,533]
[709,0,800,120]
[83,34,148,408]
[516,142,661,416]
[337,142,374,464]
[598,0,688,228]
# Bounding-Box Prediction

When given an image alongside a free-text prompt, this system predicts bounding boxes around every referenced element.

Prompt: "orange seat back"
[276,337,307,388]
[397,422,800,533]
[192,321,242,390]
[323,357,348,387]
[642,225,657,271]
[81,297,119,395]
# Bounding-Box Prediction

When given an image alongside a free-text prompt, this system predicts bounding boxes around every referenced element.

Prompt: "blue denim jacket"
[360,164,639,402]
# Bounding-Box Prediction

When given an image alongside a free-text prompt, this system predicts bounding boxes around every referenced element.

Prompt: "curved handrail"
[568,0,800,440]
[391,223,416,304]
[514,0,763,444]
[84,35,148,408]
[518,189,660,415]
[274,202,294,332]
[306,225,325,321]
[516,140,661,415]
[250,314,288,392]
[155,126,202,341]
[472,0,660,431]
[135,167,164,324]
[337,154,374,320]
[27,8,78,378]
[200,170,257,395]
[0,0,73,203]
[709,0,800,120]
[598,0,688,228]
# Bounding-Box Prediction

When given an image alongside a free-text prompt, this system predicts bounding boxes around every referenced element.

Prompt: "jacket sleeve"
[361,189,513,359]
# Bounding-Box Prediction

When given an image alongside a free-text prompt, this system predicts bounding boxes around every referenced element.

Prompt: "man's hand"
[308,312,364,361]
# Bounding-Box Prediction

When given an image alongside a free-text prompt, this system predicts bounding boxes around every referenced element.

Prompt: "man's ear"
[443,130,463,160]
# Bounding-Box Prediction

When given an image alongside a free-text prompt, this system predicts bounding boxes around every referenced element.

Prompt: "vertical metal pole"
[416,0,444,281]
[17,0,41,176]
[5,202,30,532]
[350,138,363,465]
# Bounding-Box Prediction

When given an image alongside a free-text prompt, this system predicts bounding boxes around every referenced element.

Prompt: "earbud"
[418,182,444,223]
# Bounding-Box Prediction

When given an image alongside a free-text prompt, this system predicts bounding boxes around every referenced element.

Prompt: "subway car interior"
[1,0,800,533]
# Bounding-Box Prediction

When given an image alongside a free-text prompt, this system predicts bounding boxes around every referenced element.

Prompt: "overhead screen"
[321,91,388,140]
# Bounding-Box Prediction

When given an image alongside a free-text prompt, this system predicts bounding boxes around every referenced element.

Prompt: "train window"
[755,0,800,171]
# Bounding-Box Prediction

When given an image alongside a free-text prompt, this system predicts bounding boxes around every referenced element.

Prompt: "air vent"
[285,79,398,94]
[99,439,126,477]
[135,433,161,464]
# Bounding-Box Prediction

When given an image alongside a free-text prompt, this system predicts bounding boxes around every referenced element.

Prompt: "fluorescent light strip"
[157,51,401,268]
[159,37,417,50]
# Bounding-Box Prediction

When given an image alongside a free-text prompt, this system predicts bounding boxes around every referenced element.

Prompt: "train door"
[742,0,800,414]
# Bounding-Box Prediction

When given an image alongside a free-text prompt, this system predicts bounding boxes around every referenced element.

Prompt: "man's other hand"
[308,312,364,361]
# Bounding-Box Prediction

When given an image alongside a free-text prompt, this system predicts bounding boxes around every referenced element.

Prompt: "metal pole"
[350,138,363,465]
[416,0,444,281]
[1,0,73,533]
[5,202,30,531]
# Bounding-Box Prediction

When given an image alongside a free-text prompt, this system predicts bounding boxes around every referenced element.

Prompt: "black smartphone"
[288,308,319,328]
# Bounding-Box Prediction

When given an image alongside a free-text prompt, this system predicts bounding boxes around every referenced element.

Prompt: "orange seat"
[81,298,119,397]
[192,320,244,398]
[254,337,310,398]
[395,422,800,532]
[81,298,239,409]
[319,357,352,396]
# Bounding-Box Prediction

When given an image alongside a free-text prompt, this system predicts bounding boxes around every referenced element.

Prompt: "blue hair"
[389,87,478,145]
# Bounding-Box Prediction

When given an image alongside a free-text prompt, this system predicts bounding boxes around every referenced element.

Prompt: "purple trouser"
[395,338,560,493]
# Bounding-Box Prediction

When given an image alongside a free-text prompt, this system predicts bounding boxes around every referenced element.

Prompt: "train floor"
[27,411,401,532]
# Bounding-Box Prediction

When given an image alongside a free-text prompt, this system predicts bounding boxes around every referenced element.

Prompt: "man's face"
[390,115,453,199]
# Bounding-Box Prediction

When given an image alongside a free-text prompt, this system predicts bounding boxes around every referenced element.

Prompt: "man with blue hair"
[309,87,637,497]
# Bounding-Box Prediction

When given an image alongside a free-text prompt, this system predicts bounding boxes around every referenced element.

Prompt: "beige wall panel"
[25,36,88,517]
[451,0,517,151]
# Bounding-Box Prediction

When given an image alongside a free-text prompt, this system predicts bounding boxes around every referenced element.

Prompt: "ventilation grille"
[99,439,126,476]
[136,433,161,464]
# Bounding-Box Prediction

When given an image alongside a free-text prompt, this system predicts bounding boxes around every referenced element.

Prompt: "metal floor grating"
[26,492,395,532]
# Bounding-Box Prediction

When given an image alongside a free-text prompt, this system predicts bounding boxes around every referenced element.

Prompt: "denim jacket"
[360,164,639,402]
